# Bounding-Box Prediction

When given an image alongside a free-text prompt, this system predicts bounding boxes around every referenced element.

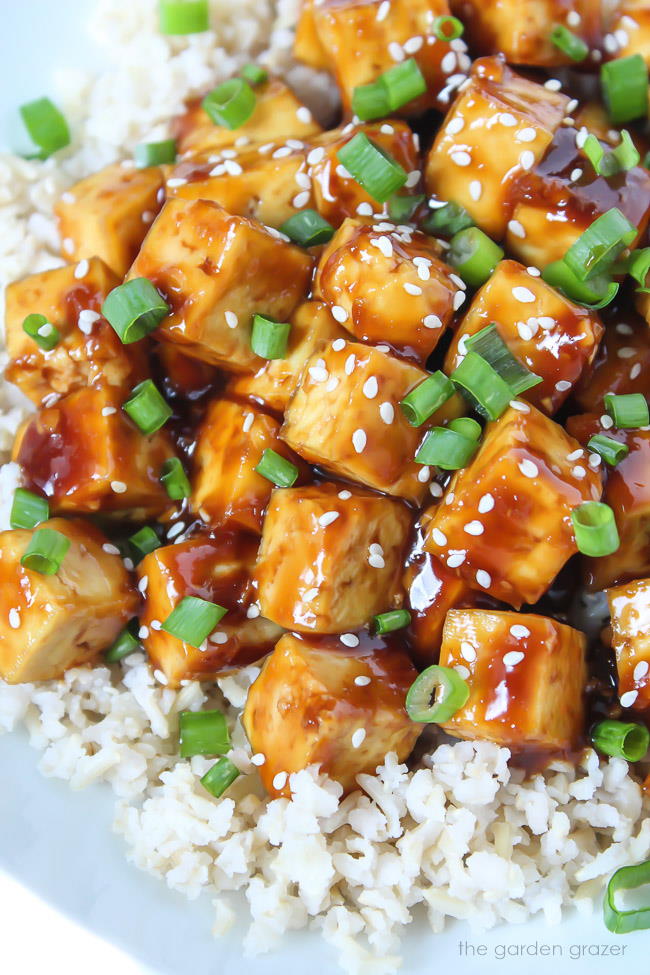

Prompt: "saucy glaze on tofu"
[607,579,650,713]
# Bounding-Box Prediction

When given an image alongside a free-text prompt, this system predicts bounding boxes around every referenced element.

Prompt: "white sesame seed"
[78,309,101,334]
[363,376,378,399]
[634,661,649,682]
[153,669,168,685]
[273,146,292,159]
[388,41,405,62]
[588,453,602,468]
[308,365,329,383]
[225,311,238,329]
[380,124,394,135]
[464,520,484,536]
[618,346,636,359]
[8,608,20,629]
[373,235,394,258]
[446,492,455,505]
[600,414,614,429]
[332,305,348,323]
[499,112,517,127]
[138,575,149,594]
[379,402,394,424]
[405,170,421,188]
[376,0,390,21]
[630,363,641,380]
[319,511,340,527]
[167,522,185,540]
[355,675,372,686]
[138,625,149,639]
[570,167,583,182]
[352,728,367,749]
[251,753,266,766]
[292,191,311,208]
[517,322,533,341]
[567,10,581,26]
[430,483,443,498]
[476,569,492,588]
[509,400,530,414]
[295,171,311,190]
[345,353,356,375]
[101,406,117,417]
[453,291,466,311]
[338,490,352,500]
[356,201,374,216]
[451,150,471,167]
[572,465,587,479]
[307,146,325,166]
[544,79,562,91]
[441,51,457,74]
[516,127,537,143]
[369,543,384,556]
[417,263,431,281]
[352,429,367,453]
[332,338,346,352]
[341,633,360,647]
[508,219,526,239]
[325,376,339,392]
[447,551,466,568]
[166,177,187,188]
[510,624,530,639]
[555,380,572,392]
[567,448,584,461]
[368,553,385,569]
[518,459,538,478]
[404,282,423,296]
[150,619,162,631]
[503,650,525,667]
[478,493,494,514]
[296,106,312,124]
[513,286,536,303]
[460,641,477,662]
[423,314,442,329]
[469,180,482,201]
[455,664,471,680]
[74,259,90,279]
[273,771,288,790]
[111,481,127,494]
[102,543,121,556]
[431,528,448,547]
[620,690,638,708]
[246,603,261,619]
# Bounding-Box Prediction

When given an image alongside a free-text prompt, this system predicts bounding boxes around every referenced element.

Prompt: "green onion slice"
[20,528,71,576]
[102,278,169,344]
[415,426,479,470]
[200,756,240,798]
[447,227,504,288]
[604,860,650,934]
[279,210,334,247]
[105,621,141,664]
[550,24,589,61]
[432,16,464,41]
[465,323,542,396]
[563,208,637,282]
[10,489,49,530]
[372,609,412,635]
[583,130,639,178]
[202,79,256,130]
[422,200,474,238]
[123,380,173,435]
[22,313,60,351]
[251,314,291,360]
[605,392,649,428]
[255,448,299,488]
[19,97,70,158]
[134,139,177,167]
[592,719,649,761]
[129,526,162,561]
[587,434,629,466]
[627,247,650,293]
[388,193,425,223]
[451,351,513,421]
[406,664,470,723]
[571,501,620,557]
[240,63,268,86]
[337,133,407,203]
[352,58,427,120]
[601,54,649,125]
[160,457,191,500]
[448,416,482,441]
[162,595,227,648]
[400,371,455,427]
[351,82,390,123]
[541,259,619,309]
[179,709,231,758]
[159,0,209,35]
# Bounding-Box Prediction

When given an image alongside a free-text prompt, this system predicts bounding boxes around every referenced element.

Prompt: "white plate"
[0,4,645,973]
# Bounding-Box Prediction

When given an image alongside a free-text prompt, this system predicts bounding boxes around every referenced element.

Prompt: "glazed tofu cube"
[573,314,650,413]
[254,483,411,633]
[424,404,603,607]
[506,127,650,268]
[138,533,283,687]
[609,3,650,65]
[127,199,313,371]
[227,301,347,414]
[191,398,310,534]
[294,0,330,69]
[4,258,147,406]
[13,386,175,518]
[154,344,219,400]
[243,631,421,797]
[444,260,604,415]
[0,518,137,684]
[438,609,587,750]
[55,163,165,277]
[314,218,458,364]
[425,57,569,240]
[608,578,650,713]
[172,77,322,158]
[282,340,463,503]
[308,0,471,114]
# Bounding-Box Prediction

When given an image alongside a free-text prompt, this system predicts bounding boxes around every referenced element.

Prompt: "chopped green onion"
[22,313,60,351]
[160,457,191,500]
[604,859,650,934]
[105,621,141,664]
[400,371,455,427]
[123,380,173,435]
[592,719,649,761]
[571,501,620,557]
[372,609,412,635]
[255,448,299,487]
[251,314,291,360]
[550,24,589,61]
[465,323,542,396]
[179,709,231,758]
[447,227,504,288]
[240,63,268,86]
[422,201,474,238]
[159,0,209,35]
[200,756,240,798]
[162,595,227,648]
[279,209,334,246]
[352,58,427,118]
[134,139,177,167]
[451,351,513,421]
[202,79,256,130]
[432,15,464,41]
[129,526,162,561]
[607,129,640,172]
[448,416,482,441]
[10,489,49,530]
[19,97,70,158]
[406,664,470,723]
[415,426,479,469]
[20,528,71,576]
[388,193,425,223]
[542,258,619,309]
[587,434,629,466]
[627,247,650,293]
[351,82,390,122]
[102,278,169,344]
[605,392,649,428]
[644,150,650,169]
[602,54,648,125]
[563,208,637,282]
[583,130,639,178]
[337,133,407,203]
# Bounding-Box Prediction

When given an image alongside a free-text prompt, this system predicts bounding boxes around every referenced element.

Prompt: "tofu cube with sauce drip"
[282,340,463,503]
[13,386,176,519]
[0,518,137,684]
[55,162,165,278]
[138,532,283,688]
[438,609,587,751]
[127,198,313,372]
[254,483,411,633]
[242,631,421,797]
[4,257,147,407]
[444,260,604,415]
[424,404,603,608]
[191,398,310,535]
[572,314,650,414]
[425,57,569,240]
[314,218,458,364]
[607,578,650,714]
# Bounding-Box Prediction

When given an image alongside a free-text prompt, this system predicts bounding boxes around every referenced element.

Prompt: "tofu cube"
[254,483,411,633]
[444,260,604,415]
[13,386,175,518]
[0,518,137,684]
[243,631,421,797]
[294,0,330,69]
[573,314,650,413]
[424,404,603,607]
[138,533,283,687]
[425,57,569,240]
[55,163,165,277]
[191,398,310,534]
[154,344,219,400]
[608,578,650,713]
[438,609,587,750]
[4,258,147,406]
[127,199,313,371]
[609,3,650,65]
[282,340,463,503]
[315,218,458,364]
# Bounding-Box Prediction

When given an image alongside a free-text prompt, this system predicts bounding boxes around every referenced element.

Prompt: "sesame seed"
[555,380,572,392]
[325,376,339,392]
[61,191,76,204]
[369,543,384,556]
[418,466,430,483]
[570,167,583,182]
[478,494,494,514]
[503,650,525,666]
[338,490,352,500]
[74,259,90,279]
[376,0,390,21]
[464,520,484,536]
[251,753,266,766]
[513,286,535,303]
[588,453,602,468]
[600,414,614,430]
[517,322,533,341]
[516,127,537,143]
[273,146,292,159]
[319,511,340,527]
[246,603,261,619]
[499,112,517,127]
[111,481,127,494]
[618,346,636,359]
[469,180,482,201]
[296,106,312,124]
[273,771,288,790]
[572,465,586,479]
[167,522,185,540]
[423,314,442,329]
[567,448,584,461]
[388,41,405,62]
[341,633,360,647]
[332,338,346,352]
[225,311,238,329]
[295,171,311,190]
[166,177,187,188]
[355,675,371,686]
[447,551,466,568]
[292,190,311,208]
[544,79,562,91]
[441,51,457,74]
[307,147,325,166]
[476,569,492,588]
[352,429,367,453]
[363,376,378,399]
[379,402,394,424]
[332,305,348,323]
[510,624,530,639]
[460,641,477,662]
[368,553,385,569]
[508,219,526,239]
[451,150,471,167]
[453,291,466,311]
[78,309,101,334]
[138,625,149,639]
[352,728,367,749]
[138,576,149,594]
[633,661,649,682]
[308,365,329,383]
[373,235,394,258]
[101,406,117,417]
[357,202,374,216]
[518,459,538,478]
[404,282,423,296]
[380,124,394,135]
[405,170,421,188]
[455,664,470,680]
[567,10,581,26]
[417,263,431,281]
[510,399,530,412]
[8,608,20,629]
[431,528,447,547]
[345,353,356,375]
[150,620,162,631]
[620,690,638,708]
[240,412,254,434]
[153,669,168,685]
